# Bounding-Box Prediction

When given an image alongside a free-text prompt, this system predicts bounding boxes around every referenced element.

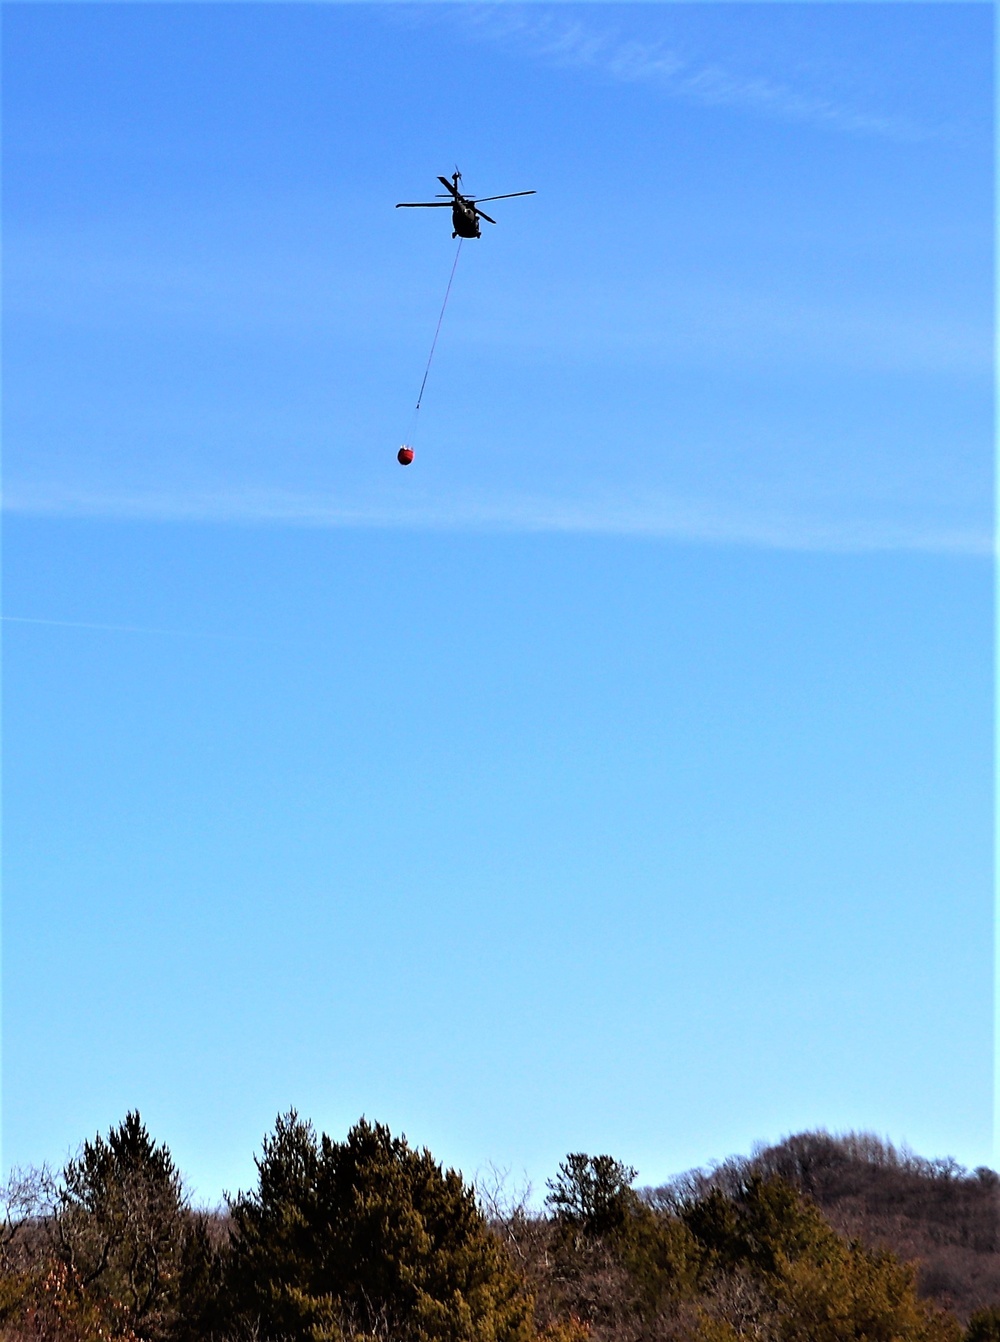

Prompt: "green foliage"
[226,1112,338,1341]
[168,1212,230,1342]
[967,1308,1000,1342]
[614,1204,701,1314]
[537,1165,964,1342]
[681,1176,962,1342]
[227,1112,535,1342]
[773,1240,962,1342]
[0,1265,38,1331]
[540,1153,701,1337]
[0,1120,979,1342]
[57,1112,187,1340]
[682,1174,834,1278]
[545,1157,639,1240]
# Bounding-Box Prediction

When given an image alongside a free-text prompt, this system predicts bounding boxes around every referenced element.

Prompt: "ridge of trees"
[648,1131,1000,1320]
[0,1116,995,1342]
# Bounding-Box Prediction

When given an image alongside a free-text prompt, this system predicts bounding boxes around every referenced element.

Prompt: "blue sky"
[2,2,993,1205]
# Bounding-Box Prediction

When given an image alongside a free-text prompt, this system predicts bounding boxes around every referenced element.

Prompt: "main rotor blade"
[470,191,536,203]
[396,202,452,208]
[437,175,460,196]
[474,208,497,224]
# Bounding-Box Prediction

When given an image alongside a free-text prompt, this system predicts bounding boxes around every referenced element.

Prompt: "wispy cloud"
[418,6,940,142]
[3,483,989,557]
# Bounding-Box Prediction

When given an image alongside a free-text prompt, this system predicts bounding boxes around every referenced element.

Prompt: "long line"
[414,239,463,413]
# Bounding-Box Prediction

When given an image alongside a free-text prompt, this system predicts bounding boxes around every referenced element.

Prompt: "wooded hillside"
[653,1131,1000,1321]
[0,1114,995,1342]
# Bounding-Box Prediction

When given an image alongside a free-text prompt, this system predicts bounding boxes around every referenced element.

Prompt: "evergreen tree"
[683,1175,962,1342]
[228,1112,535,1342]
[773,1239,962,1342]
[682,1174,831,1277]
[541,1153,700,1335]
[170,1211,230,1342]
[56,1111,187,1340]
[545,1156,639,1239]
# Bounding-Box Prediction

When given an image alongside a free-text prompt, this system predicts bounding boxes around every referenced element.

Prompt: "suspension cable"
[405,239,464,446]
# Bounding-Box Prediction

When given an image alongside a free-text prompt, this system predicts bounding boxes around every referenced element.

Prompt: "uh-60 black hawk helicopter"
[396,171,536,239]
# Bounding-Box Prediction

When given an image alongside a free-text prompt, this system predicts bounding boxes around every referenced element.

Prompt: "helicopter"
[396,171,536,239]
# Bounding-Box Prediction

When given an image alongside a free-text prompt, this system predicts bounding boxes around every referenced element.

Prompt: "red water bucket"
[397,446,415,466]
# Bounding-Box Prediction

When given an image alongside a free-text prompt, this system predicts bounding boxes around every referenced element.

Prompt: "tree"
[773,1240,962,1342]
[228,1112,535,1342]
[545,1157,639,1239]
[54,1111,188,1340]
[683,1176,962,1342]
[541,1154,701,1338]
[967,1308,1000,1342]
[169,1210,231,1342]
[226,1111,336,1341]
[682,1174,831,1278]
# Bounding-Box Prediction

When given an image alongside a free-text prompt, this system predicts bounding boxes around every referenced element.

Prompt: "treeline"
[656,1131,1000,1320]
[0,1111,997,1342]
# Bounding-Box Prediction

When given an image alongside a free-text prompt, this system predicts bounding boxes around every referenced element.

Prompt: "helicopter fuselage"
[452,200,481,239]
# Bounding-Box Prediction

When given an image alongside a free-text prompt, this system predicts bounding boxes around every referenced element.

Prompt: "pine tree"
[683,1175,962,1342]
[56,1111,187,1339]
[545,1156,639,1239]
[228,1112,535,1342]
